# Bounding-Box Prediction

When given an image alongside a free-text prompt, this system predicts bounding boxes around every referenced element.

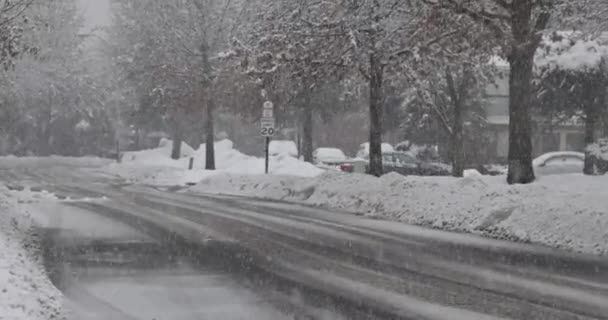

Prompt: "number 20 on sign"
[261,126,275,136]
[261,118,275,137]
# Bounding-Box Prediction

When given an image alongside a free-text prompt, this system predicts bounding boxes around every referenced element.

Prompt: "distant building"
[485,65,586,163]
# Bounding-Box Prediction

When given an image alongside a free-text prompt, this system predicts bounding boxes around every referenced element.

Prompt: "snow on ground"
[190,171,608,256]
[105,139,323,185]
[101,138,608,255]
[0,188,65,320]
[268,140,298,158]
[0,155,111,169]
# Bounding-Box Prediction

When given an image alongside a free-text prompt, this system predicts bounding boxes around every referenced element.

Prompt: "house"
[485,64,586,163]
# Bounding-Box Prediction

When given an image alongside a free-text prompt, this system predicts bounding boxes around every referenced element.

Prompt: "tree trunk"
[445,68,466,177]
[506,0,543,184]
[368,53,384,177]
[296,128,302,159]
[134,128,141,150]
[506,48,536,184]
[199,38,216,170]
[302,91,314,163]
[205,94,216,170]
[39,94,53,156]
[451,110,465,177]
[583,77,603,175]
[171,122,182,160]
[584,107,597,175]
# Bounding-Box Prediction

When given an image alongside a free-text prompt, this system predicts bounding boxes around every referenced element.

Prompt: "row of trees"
[2,0,606,183]
[0,0,118,156]
[107,0,608,182]
[247,0,606,181]
[109,0,495,177]
[110,0,257,168]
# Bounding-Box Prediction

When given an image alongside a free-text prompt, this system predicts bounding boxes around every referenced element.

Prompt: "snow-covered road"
[1,158,608,320]
[0,161,301,320]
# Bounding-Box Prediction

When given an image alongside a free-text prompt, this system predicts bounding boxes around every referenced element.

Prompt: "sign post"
[261,101,275,174]
[116,140,121,163]
[265,136,270,174]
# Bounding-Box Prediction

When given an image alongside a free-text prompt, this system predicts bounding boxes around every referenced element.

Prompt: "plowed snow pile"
[191,171,608,256]
[103,139,608,256]
[0,188,65,320]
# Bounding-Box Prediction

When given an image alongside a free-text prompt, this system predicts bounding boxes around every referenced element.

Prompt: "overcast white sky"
[78,0,111,30]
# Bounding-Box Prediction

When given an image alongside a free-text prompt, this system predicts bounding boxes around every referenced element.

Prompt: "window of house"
[566,133,585,152]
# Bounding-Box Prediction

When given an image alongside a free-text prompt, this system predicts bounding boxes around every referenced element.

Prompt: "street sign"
[261,117,275,137]
[262,100,275,173]
[261,100,275,137]
[262,108,273,118]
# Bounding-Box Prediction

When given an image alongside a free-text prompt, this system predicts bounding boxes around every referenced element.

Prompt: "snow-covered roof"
[532,151,584,167]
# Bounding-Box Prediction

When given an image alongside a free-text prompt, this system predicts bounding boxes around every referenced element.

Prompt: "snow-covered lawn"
[105,139,323,185]
[0,188,65,320]
[190,171,608,256]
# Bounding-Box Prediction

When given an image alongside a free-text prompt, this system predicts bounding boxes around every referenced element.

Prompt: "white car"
[313,148,347,165]
[533,151,584,176]
[356,142,395,159]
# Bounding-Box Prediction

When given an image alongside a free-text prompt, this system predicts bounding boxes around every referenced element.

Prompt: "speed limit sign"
[261,118,275,136]
[261,127,275,136]
[261,100,275,137]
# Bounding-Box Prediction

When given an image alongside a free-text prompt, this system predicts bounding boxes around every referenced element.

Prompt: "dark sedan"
[365,152,451,176]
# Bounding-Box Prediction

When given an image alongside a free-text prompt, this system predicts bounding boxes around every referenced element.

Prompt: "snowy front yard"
[0,189,65,320]
[104,139,323,186]
[105,140,608,256]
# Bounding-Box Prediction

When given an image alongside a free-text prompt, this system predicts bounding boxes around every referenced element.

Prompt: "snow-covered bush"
[269,140,298,158]
[587,138,608,174]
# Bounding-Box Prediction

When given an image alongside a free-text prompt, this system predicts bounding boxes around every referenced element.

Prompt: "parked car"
[365,151,451,176]
[313,147,354,172]
[533,151,584,176]
[395,141,440,161]
[382,152,419,175]
[356,142,395,159]
[313,148,347,165]
[418,160,452,176]
[480,164,508,176]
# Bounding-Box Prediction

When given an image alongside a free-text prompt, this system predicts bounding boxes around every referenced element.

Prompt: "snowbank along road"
[1,158,608,320]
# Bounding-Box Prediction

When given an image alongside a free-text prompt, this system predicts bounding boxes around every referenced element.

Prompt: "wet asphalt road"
[2,159,608,320]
